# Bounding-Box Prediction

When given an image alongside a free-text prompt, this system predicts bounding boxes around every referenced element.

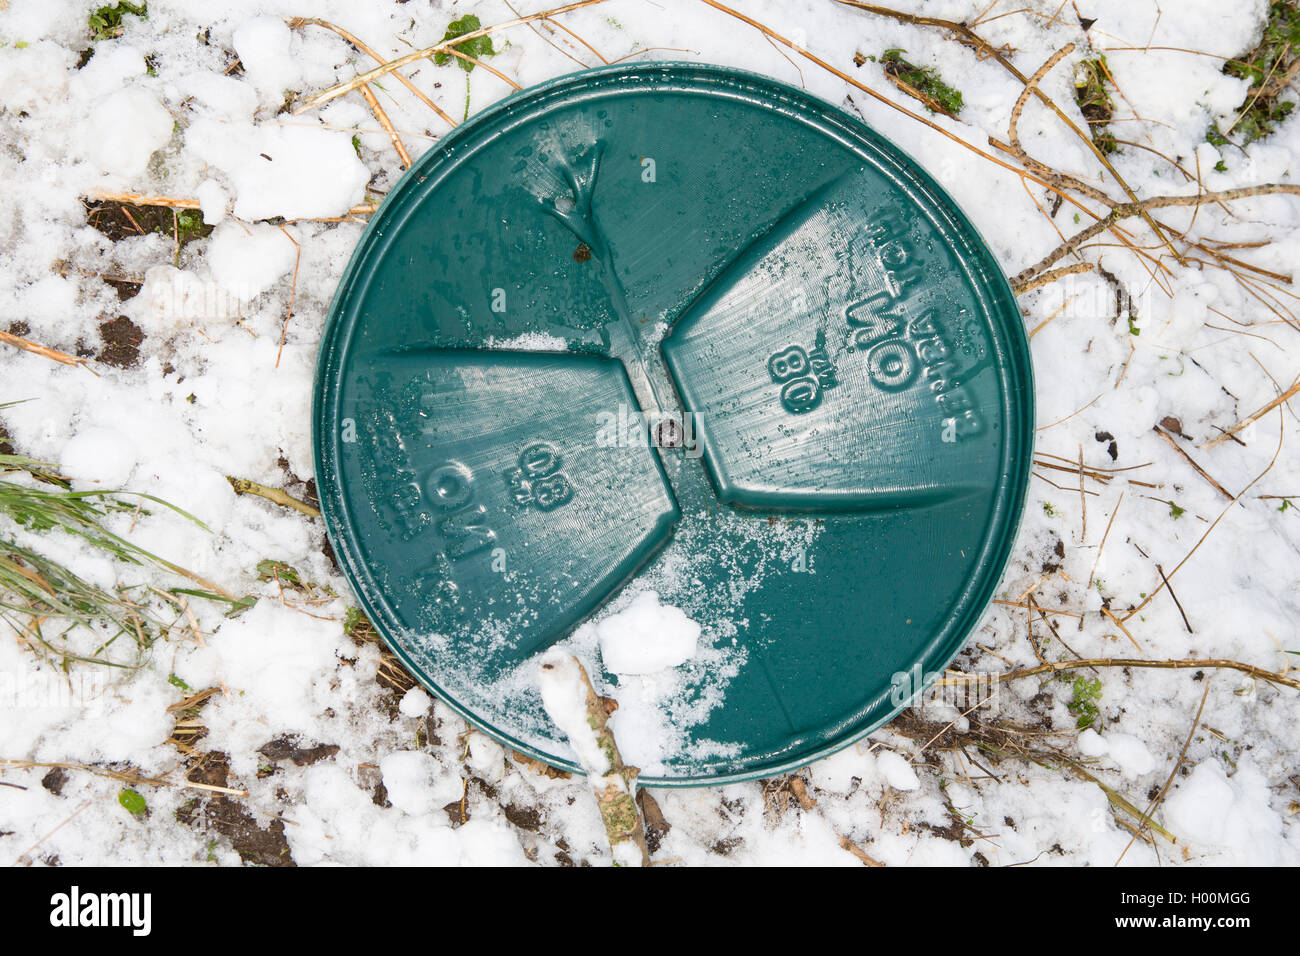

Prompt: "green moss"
[1074,57,1118,155]
[344,605,377,640]
[879,49,963,115]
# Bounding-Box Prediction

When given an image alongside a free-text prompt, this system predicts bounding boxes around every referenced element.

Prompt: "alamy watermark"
[595,403,704,458]
[890,662,999,714]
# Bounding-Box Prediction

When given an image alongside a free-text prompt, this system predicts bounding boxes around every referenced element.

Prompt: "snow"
[0,0,1297,867]
[379,751,463,816]
[60,425,136,487]
[195,179,231,226]
[85,89,175,179]
[231,16,301,107]
[1077,728,1109,757]
[397,686,431,718]
[597,589,701,675]
[206,221,299,300]
[1102,732,1156,779]
[185,119,370,221]
[876,750,921,792]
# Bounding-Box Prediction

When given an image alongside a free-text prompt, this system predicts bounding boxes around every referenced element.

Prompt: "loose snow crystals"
[596,589,701,676]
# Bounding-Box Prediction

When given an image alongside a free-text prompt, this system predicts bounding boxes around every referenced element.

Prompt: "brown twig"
[1013,262,1094,295]
[1010,184,1300,287]
[839,834,886,866]
[937,657,1299,693]
[1153,426,1233,499]
[226,476,320,518]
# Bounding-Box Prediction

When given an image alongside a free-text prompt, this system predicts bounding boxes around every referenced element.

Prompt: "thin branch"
[1011,184,1300,287]
[226,476,320,518]
[937,657,1300,693]
[1012,261,1094,295]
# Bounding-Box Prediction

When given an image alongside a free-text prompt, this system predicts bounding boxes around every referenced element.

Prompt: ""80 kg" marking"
[768,344,838,414]
[504,442,574,511]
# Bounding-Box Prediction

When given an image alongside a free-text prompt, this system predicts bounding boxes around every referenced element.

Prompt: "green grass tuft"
[88,2,147,42]
[1067,675,1103,729]
[1,407,217,668]
[1210,1,1300,152]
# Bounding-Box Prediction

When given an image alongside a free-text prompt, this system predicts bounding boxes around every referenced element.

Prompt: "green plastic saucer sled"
[313,63,1033,785]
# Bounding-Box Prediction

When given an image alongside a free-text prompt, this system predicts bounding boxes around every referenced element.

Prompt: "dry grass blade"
[1115,679,1210,865]
[1153,425,1233,499]
[293,0,610,114]
[0,331,93,371]
[1,441,235,667]
[358,84,412,168]
[438,46,524,91]
[288,17,459,128]
[1204,376,1300,448]
[1124,410,1283,622]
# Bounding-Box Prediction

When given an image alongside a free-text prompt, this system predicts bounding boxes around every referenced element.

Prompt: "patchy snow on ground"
[1,0,1298,866]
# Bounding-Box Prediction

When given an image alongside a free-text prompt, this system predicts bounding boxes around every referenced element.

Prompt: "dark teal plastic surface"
[313,63,1033,785]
